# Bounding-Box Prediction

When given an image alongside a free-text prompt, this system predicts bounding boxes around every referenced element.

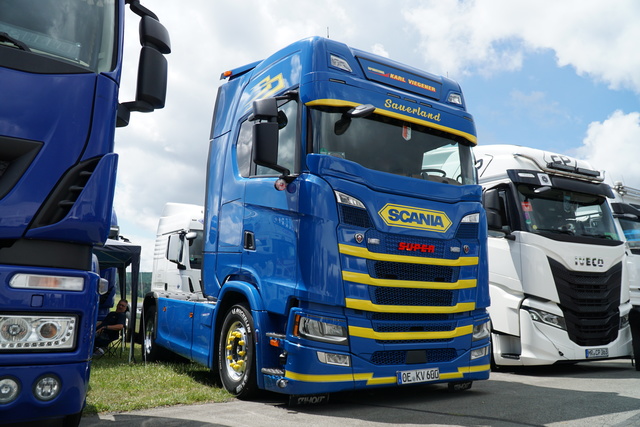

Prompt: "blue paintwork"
[0,2,143,423]
[170,36,490,396]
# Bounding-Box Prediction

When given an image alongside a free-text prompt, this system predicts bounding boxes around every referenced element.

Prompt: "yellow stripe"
[285,365,489,385]
[342,271,476,290]
[345,298,475,313]
[349,324,473,340]
[439,364,491,380]
[305,99,477,145]
[339,244,478,267]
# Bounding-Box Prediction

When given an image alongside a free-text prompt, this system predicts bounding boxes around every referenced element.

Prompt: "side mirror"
[166,234,183,266]
[117,9,171,127]
[484,188,505,231]
[252,98,290,177]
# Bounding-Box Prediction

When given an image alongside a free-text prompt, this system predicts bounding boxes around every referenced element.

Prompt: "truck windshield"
[517,184,619,240]
[0,0,116,73]
[310,107,476,185]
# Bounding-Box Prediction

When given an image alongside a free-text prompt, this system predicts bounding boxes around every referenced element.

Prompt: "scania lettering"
[143,37,490,401]
[0,1,170,424]
[476,144,632,366]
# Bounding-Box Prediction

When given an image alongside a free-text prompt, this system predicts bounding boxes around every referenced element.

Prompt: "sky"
[113,0,640,271]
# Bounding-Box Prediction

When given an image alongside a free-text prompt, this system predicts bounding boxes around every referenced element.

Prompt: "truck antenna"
[327,27,330,38]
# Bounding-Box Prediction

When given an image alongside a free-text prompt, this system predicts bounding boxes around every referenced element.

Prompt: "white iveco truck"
[475,144,632,366]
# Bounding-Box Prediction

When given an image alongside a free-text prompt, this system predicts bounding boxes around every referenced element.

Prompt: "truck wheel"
[143,305,164,362]
[218,304,258,399]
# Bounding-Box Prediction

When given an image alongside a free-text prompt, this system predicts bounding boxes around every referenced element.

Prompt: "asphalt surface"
[76,359,640,427]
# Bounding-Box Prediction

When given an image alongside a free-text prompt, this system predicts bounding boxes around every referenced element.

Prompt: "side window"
[235,99,299,178]
[256,100,298,176]
[237,120,252,177]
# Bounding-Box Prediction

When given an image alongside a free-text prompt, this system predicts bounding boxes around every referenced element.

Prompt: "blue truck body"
[145,36,490,401]
[0,1,169,424]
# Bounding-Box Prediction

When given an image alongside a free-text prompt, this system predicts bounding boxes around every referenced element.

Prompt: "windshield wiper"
[535,228,574,236]
[0,32,30,52]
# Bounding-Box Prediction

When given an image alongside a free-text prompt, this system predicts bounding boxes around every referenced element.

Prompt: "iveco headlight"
[525,307,566,330]
[0,315,77,350]
[294,314,348,345]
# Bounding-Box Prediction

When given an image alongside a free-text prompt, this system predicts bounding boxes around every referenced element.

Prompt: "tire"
[143,305,166,362]
[218,304,258,399]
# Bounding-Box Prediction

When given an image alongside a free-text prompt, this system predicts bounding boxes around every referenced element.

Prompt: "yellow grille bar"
[342,271,476,289]
[339,244,478,267]
[345,298,475,313]
[349,324,473,340]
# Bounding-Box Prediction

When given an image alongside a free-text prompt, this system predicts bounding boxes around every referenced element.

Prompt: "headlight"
[10,273,84,291]
[473,320,490,341]
[461,213,480,223]
[334,191,366,209]
[620,313,630,329]
[0,315,77,350]
[294,314,348,345]
[525,307,566,330]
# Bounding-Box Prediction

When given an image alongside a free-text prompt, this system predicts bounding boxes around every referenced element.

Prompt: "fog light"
[34,375,60,401]
[471,345,489,360]
[0,377,20,404]
[317,351,350,367]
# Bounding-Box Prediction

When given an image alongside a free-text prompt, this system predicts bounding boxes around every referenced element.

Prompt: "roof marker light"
[447,92,463,106]
[330,54,352,73]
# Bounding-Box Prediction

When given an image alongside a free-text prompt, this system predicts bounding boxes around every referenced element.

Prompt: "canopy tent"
[93,238,141,363]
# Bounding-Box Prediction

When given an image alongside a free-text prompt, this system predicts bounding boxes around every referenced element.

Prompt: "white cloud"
[401,0,640,91]
[110,0,640,271]
[576,110,640,188]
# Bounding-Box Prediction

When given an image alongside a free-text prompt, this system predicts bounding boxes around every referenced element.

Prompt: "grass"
[84,344,233,415]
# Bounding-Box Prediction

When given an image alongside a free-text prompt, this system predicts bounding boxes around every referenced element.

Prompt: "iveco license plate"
[397,368,440,385]
[586,348,608,359]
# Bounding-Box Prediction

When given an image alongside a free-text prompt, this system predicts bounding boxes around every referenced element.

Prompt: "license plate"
[586,348,608,358]
[397,368,440,385]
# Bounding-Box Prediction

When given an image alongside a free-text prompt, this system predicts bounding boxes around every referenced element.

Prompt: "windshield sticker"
[537,173,551,186]
[402,124,412,141]
[521,201,533,212]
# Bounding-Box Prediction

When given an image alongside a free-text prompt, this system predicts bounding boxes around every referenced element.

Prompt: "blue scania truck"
[0,1,169,424]
[144,36,490,403]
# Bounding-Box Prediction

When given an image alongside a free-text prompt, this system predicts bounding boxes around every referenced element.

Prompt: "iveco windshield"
[0,0,116,73]
[517,184,619,240]
[310,106,476,185]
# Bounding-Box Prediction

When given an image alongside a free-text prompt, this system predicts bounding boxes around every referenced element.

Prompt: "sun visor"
[357,57,441,100]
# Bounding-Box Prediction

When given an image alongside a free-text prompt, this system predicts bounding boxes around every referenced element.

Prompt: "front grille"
[455,223,478,239]
[370,287,455,307]
[550,258,622,346]
[367,230,457,259]
[340,205,372,228]
[370,348,458,365]
[369,260,458,282]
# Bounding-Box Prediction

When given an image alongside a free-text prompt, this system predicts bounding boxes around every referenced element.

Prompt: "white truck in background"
[151,203,204,295]
[609,182,640,306]
[475,144,632,367]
